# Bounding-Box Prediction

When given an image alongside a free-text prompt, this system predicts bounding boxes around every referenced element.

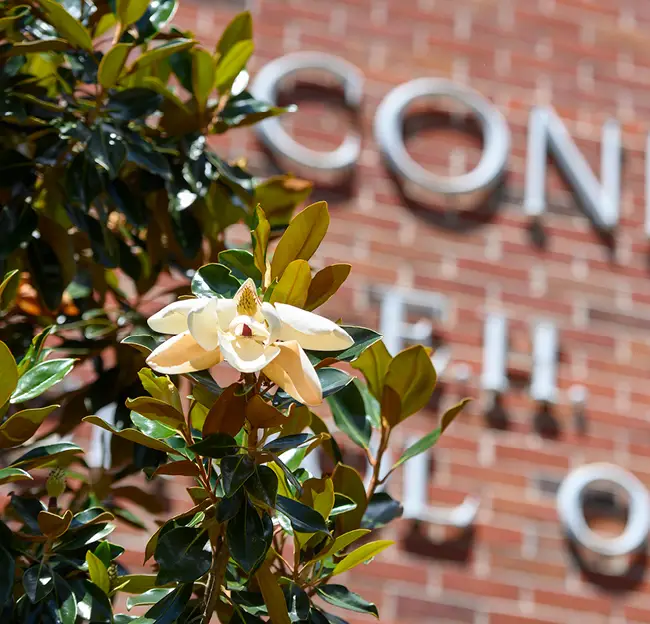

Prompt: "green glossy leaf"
[82,416,175,453]
[131,412,176,439]
[93,541,112,567]
[262,433,312,454]
[273,457,303,496]
[70,578,113,623]
[215,40,253,93]
[117,0,149,26]
[188,433,238,458]
[331,463,367,533]
[216,487,244,523]
[18,326,54,376]
[144,583,192,623]
[218,249,262,282]
[191,263,241,298]
[107,88,164,121]
[39,0,93,51]
[245,465,278,508]
[125,396,184,428]
[275,495,328,535]
[154,526,210,584]
[221,454,255,496]
[10,442,83,469]
[391,397,470,469]
[227,497,273,574]
[126,588,174,610]
[316,585,378,618]
[327,378,372,449]
[124,138,171,178]
[330,493,357,517]
[88,125,126,179]
[98,43,131,88]
[192,48,216,112]
[214,91,292,133]
[57,522,115,551]
[0,466,33,485]
[11,358,75,403]
[132,39,195,71]
[383,345,437,425]
[122,334,165,354]
[0,341,18,407]
[0,404,59,449]
[47,574,78,624]
[307,326,382,365]
[350,339,391,400]
[135,0,177,39]
[361,492,403,529]
[217,11,252,56]
[273,368,352,409]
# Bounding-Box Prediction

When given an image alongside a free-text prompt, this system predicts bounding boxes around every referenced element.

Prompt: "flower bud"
[46,467,66,499]
[107,563,118,588]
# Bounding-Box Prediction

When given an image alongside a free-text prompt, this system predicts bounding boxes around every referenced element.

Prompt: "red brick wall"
[140,1,650,622]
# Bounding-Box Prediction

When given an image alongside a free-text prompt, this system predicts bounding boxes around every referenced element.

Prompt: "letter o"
[249,52,364,173]
[556,463,650,557]
[374,78,510,195]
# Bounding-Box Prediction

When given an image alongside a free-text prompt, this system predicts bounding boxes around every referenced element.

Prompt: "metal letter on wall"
[557,463,650,559]
[374,78,510,195]
[530,320,558,404]
[402,436,480,528]
[249,52,364,173]
[524,107,621,231]
[379,288,478,528]
[481,313,508,396]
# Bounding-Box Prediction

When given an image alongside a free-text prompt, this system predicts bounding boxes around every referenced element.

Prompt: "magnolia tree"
[0,1,469,623]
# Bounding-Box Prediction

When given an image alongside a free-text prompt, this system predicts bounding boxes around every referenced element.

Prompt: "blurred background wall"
[137,1,650,622]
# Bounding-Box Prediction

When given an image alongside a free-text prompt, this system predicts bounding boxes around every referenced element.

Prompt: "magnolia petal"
[274,303,354,351]
[215,298,238,329]
[219,334,280,374]
[146,331,222,374]
[263,340,323,406]
[188,298,220,351]
[261,302,282,343]
[147,300,198,335]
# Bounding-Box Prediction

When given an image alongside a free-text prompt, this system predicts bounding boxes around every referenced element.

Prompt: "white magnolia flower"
[146,279,353,406]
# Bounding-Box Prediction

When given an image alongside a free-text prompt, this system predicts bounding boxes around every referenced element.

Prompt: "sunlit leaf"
[331,539,393,576]
[86,551,110,595]
[269,259,311,307]
[270,201,329,280]
[255,561,290,624]
[39,0,93,51]
[11,358,75,404]
[98,43,132,89]
[0,341,18,407]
